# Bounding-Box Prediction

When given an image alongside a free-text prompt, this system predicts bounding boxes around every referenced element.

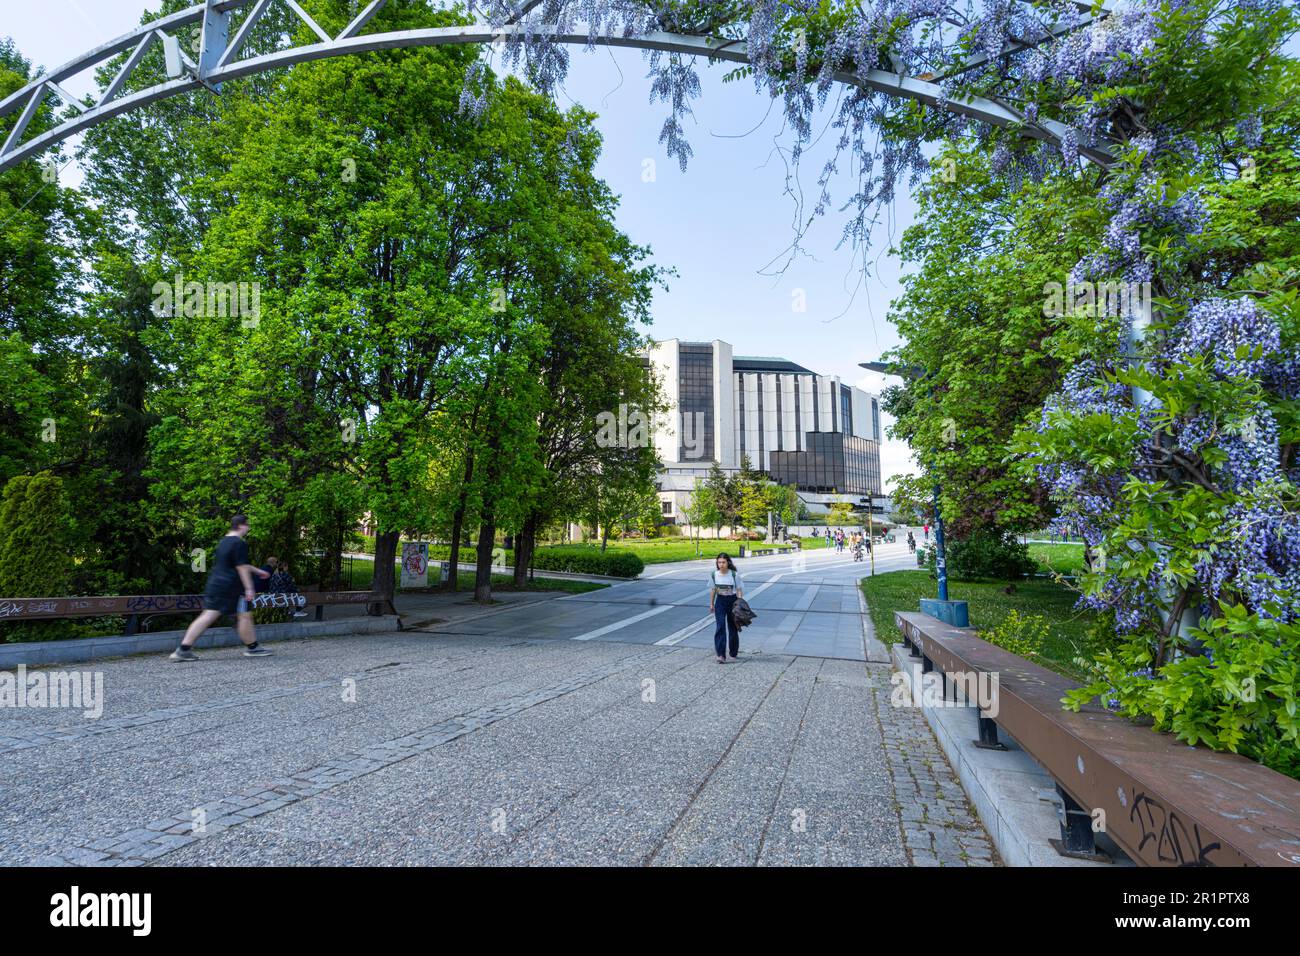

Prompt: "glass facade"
[678,344,715,462]
[768,432,882,496]
[840,384,853,435]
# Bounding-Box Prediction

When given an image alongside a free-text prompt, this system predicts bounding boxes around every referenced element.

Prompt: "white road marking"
[570,603,673,641]
[654,616,714,646]
[655,572,787,646]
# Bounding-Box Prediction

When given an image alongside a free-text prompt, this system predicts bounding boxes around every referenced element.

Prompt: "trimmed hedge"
[532,546,644,578]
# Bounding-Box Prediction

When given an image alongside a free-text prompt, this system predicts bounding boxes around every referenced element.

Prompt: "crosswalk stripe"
[655,572,787,646]
[570,603,673,641]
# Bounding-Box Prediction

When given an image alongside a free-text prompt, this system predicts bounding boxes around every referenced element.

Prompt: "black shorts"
[202,592,250,615]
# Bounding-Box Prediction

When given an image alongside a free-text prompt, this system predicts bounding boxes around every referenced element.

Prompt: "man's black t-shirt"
[205,534,250,599]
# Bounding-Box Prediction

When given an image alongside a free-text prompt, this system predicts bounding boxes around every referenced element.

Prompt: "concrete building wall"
[742,373,760,466]
[851,387,873,441]
[761,373,778,470]
[648,339,680,465]
[713,339,735,469]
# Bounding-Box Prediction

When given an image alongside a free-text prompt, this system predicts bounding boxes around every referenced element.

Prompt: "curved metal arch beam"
[0,22,1114,175]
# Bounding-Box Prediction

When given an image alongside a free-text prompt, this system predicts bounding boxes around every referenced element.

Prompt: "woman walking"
[709,552,744,664]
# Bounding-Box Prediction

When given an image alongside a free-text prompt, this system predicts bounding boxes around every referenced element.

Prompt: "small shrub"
[981,610,1049,659]
[1065,602,1300,780]
[532,546,644,578]
[943,530,1036,581]
[0,472,75,643]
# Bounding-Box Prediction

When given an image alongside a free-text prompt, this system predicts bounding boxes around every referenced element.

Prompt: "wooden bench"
[894,610,1300,867]
[0,591,388,633]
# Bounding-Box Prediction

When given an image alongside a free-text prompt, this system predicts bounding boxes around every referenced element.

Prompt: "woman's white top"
[710,570,743,596]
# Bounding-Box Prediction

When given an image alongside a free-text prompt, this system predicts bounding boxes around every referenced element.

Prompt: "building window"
[661,500,673,515]
[678,344,715,462]
[738,375,745,455]
[768,432,881,496]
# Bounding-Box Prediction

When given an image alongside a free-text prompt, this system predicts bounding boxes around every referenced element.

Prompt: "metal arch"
[0,5,1115,174]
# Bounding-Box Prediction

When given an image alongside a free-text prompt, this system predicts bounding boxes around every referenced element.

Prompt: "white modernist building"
[645,339,883,524]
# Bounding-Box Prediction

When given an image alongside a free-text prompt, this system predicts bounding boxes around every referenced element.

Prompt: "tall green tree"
[0,39,90,487]
[881,145,1100,538]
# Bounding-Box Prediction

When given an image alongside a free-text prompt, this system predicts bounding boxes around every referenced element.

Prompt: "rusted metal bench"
[894,610,1300,867]
[0,591,387,634]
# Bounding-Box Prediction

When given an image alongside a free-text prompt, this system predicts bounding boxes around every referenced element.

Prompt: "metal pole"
[932,483,948,602]
[867,502,876,577]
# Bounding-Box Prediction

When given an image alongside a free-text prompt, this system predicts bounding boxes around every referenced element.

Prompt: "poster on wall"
[400,542,429,589]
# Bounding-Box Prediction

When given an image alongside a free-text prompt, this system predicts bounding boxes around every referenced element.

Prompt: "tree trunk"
[513,513,539,588]
[448,502,466,592]
[474,515,496,604]
[371,529,400,616]
[447,447,476,591]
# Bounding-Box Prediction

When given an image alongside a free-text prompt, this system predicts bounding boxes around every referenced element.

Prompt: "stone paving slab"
[1,568,994,866]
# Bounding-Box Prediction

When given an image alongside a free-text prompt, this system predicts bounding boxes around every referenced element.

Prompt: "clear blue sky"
[0,0,919,482]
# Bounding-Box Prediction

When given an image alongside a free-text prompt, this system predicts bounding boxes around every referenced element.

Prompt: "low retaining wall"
[0,615,403,668]
[889,642,1129,867]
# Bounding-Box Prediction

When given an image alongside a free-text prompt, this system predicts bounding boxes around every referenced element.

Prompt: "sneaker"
[169,647,198,662]
[243,646,274,657]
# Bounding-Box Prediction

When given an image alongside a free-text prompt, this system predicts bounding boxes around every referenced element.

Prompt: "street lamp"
[861,360,966,627]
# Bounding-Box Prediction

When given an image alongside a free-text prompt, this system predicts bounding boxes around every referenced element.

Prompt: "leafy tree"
[0,471,72,596]
[0,39,90,486]
[826,501,856,526]
[881,144,1099,539]
[702,462,737,536]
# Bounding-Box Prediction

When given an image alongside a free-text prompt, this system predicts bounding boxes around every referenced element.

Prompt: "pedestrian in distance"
[254,555,279,594]
[267,560,309,619]
[708,552,744,664]
[170,514,273,661]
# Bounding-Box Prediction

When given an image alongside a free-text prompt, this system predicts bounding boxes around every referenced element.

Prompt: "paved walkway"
[0,544,995,866]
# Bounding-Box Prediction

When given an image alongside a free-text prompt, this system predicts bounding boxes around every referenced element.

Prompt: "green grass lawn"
[351,535,831,571]
[522,534,829,564]
[1029,542,1086,576]
[861,569,1103,680]
[747,536,829,552]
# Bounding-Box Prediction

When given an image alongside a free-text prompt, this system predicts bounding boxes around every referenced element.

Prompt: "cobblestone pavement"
[867,669,998,866]
[1,567,996,866]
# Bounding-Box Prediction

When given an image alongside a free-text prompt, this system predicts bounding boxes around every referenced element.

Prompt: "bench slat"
[0,592,380,620]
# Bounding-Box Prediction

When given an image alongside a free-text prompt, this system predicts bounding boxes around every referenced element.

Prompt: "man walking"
[170,514,273,661]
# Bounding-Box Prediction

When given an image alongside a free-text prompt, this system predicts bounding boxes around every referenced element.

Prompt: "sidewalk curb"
[0,616,403,669]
